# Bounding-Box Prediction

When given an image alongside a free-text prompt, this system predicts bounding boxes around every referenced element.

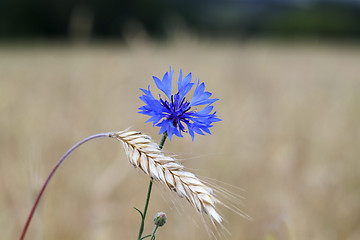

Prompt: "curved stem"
[137,132,168,240]
[19,132,111,240]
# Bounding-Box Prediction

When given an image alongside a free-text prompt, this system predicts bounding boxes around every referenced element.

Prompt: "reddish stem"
[19,132,111,240]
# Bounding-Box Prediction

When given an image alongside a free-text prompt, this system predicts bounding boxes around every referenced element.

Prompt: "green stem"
[140,234,152,240]
[137,132,168,240]
[158,131,168,150]
[137,180,153,240]
[150,225,159,240]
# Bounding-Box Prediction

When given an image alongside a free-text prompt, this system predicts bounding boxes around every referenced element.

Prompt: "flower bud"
[153,212,167,227]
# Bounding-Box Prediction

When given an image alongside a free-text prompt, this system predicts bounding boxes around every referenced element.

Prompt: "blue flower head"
[139,67,221,141]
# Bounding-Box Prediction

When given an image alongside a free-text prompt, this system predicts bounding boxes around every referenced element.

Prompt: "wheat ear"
[110,130,223,224]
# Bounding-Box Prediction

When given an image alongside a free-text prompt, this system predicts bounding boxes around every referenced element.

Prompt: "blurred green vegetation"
[1,0,360,40]
[261,4,360,38]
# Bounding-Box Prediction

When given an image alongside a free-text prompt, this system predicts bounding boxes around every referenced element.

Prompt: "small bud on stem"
[153,212,167,227]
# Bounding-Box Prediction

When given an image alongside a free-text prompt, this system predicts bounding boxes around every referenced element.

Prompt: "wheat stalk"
[110,130,223,224]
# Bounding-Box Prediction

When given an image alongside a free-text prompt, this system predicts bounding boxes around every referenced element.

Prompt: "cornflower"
[139,67,221,140]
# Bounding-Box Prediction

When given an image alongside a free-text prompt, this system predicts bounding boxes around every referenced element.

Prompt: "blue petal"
[152,67,174,99]
[153,75,170,99]
[157,120,179,141]
[189,82,218,107]
[185,122,195,141]
[193,126,205,135]
[158,121,168,134]
[189,129,195,141]
[166,124,174,140]
[201,127,211,134]
[177,69,183,88]
[139,87,156,102]
[194,105,213,116]
[173,127,183,138]
[145,115,164,126]
[178,70,194,100]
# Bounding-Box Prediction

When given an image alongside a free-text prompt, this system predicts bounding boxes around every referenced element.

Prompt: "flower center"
[159,93,192,131]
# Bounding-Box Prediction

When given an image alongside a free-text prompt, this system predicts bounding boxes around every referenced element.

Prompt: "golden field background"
[1,39,360,240]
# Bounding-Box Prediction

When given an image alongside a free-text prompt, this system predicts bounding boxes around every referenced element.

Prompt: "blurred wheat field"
[1,39,360,240]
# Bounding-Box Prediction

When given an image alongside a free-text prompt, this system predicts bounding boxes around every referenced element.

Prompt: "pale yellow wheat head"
[109,130,223,224]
